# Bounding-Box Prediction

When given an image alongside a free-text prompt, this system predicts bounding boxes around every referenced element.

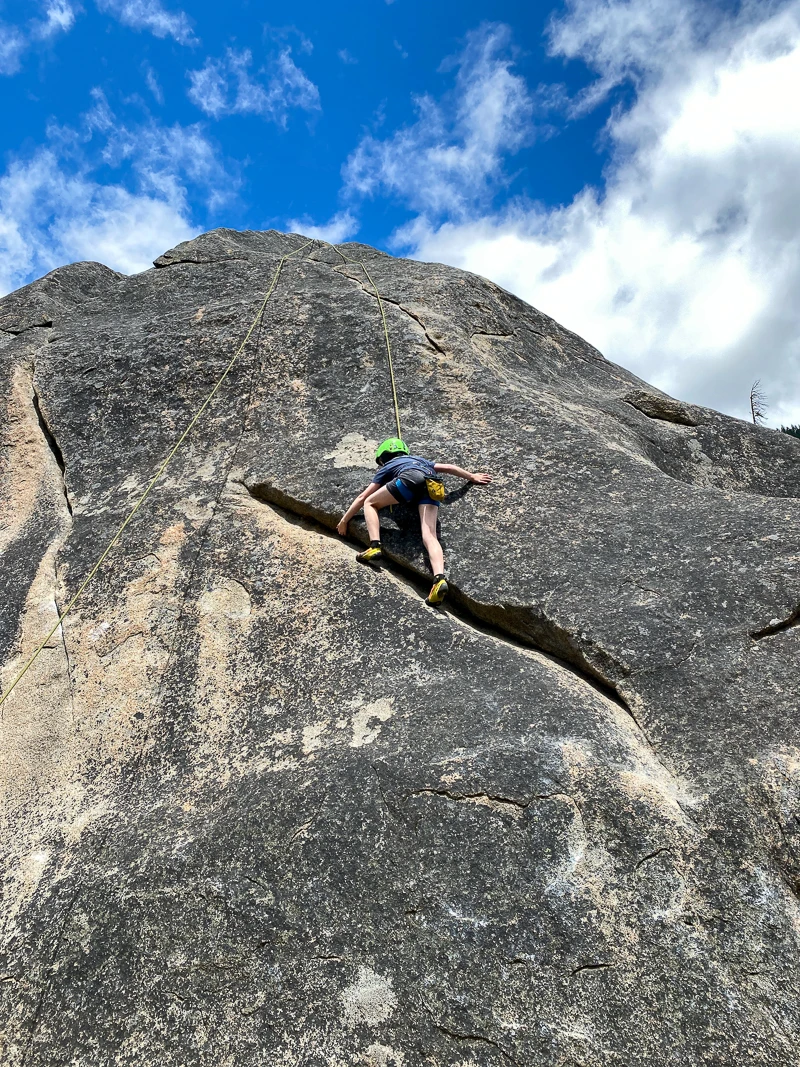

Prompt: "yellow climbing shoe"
[426,577,449,605]
[356,545,383,566]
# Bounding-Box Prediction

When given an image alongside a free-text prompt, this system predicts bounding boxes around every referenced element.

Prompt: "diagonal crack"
[287,792,328,846]
[570,962,613,977]
[635,846,673,872]
[241,478,630,713]
[332,263,447,354]
[751,606,800,640]
[240,480,687,811]
[31,383,72,517]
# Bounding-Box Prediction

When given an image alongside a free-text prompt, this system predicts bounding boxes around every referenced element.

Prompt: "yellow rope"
[358,261,401,441]
[315,242,402,440]
[0,237,313,713]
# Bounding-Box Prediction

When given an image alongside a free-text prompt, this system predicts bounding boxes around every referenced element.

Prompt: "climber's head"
[375,437,409,466]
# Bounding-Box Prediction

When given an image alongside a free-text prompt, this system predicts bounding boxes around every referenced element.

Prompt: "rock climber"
[335,438,492,605]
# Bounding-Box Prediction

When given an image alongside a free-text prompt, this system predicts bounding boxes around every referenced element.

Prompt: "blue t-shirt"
[372,455,437,486]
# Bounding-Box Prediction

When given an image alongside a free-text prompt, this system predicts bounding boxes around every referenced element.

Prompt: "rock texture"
[1,228,799,1066]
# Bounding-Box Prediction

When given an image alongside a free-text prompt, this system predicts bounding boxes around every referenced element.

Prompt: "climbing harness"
[0,235,408,712]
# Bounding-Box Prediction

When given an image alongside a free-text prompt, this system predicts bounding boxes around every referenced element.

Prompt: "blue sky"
[0,1,608,248]
[2,0,799,425]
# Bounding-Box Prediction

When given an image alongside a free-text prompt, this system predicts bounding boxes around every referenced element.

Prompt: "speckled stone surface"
[1,229,799,1065]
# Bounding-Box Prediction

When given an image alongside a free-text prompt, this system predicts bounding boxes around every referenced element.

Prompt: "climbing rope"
[0,237,314,713]
[0,234,407,712]
[359,260,402,441]
[316,241,403,440]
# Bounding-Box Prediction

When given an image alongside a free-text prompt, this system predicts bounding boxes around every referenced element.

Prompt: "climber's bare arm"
[337,482,382,535]
[434,463,492,485]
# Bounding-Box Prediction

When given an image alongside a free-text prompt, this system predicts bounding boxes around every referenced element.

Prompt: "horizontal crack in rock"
[404,788,576,823]
[5,320,54,336]
[570,962,614,977]
[470,330,515,341]
[423,1006,518,1065]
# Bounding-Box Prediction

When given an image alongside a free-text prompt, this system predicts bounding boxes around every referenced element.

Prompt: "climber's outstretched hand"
[470,472,492,485]
[336,518,348,536]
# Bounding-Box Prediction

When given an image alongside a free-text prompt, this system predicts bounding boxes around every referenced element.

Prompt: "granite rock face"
[1,228,799,1066]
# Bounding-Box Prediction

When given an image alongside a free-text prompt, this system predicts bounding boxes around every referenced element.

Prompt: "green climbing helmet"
[375,437,409,465]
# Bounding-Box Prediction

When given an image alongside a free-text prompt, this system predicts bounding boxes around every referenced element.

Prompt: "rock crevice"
[242,477,634,714]
[751,607,800,640]
[31,382,72,517]
[332,262,448,355]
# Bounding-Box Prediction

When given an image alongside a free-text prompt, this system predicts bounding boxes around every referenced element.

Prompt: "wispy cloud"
[33,1,78,39]
[547,0,720,114]
[338,48,357,65]
[395,4,800,426]
[0,25,27,76]
[0,93,236,291]
[285,210,358,244]
[264,23,313,55]
[143,62,164,103]
[0,1,78,76]
[343,24,537,217]
[95,0,197,46]
[187,47,320,124]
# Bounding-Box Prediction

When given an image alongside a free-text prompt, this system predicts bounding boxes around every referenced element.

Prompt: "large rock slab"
[1,228,798,1065]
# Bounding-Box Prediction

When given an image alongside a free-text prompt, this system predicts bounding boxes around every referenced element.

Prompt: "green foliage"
[780,424,800,439]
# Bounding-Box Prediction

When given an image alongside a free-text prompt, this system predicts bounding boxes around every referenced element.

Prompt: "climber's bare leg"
[419,504,444,575]
[363,485,397,541]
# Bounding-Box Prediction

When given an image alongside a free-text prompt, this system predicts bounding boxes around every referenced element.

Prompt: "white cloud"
[143,62,164,103]
[0,98,235,292]
[338,48,357,65]
[95,0,196,45]
[187,47,320,124]
[32,1,78,40]
[343,24,536,217]
[0,149,196,291]
[285,210,359,244]
[0,24,27,75]
[100,110,234,212]
[0,2,77,75]
[370,7,800,427]
[546,0,717,114]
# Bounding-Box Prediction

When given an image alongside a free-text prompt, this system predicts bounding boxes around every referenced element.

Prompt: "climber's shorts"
[387,472,440,508]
